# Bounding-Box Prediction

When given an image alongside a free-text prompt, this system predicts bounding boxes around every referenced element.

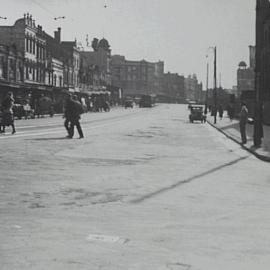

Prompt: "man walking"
[64,94,84,139]
[239,102,248,144]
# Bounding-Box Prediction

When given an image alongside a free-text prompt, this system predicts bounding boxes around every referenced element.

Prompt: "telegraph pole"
[204,60,209,115]
[213,46,217,124]
[253,0,263,147]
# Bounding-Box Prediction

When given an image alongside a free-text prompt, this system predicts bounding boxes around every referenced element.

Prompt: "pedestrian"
[63,94,73,138]
[64,94,84,139]
[1,92,16,134]
[0,107,3,133]
[239,101,248,144]
[218,104,224,120]
[227,103,234,121]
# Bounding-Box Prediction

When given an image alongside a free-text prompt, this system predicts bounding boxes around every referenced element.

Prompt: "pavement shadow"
[130,155,249,204]
[26,137,69,141]
[218,121,239,131]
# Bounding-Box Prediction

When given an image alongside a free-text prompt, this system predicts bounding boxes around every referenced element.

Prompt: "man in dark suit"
[64,94,84,139]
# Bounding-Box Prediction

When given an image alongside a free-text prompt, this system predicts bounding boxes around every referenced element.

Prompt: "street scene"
[1,0,270,269]
[1,105,270,270]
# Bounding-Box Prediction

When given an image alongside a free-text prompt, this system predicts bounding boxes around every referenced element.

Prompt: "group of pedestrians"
[207,101,249,145]
[0,92,85,139]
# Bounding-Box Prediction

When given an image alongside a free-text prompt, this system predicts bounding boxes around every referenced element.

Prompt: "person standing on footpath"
[63,94,84,139]
[218,104,224,120]
[239,102,248,144]
[1,92,16,134]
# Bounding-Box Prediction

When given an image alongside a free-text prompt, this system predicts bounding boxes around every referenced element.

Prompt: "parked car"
[139,95,154,108]
[13,104,25,119]
[124,100,134,109]
[35,96,54,117]
[189,105,206,123]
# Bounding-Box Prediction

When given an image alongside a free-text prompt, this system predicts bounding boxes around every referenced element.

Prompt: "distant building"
[237,60,255,98]
[236,46,255,116]
[111,55,164,97]
[184,74,203,102]
[161,72,185,103]
[80,38,112,90]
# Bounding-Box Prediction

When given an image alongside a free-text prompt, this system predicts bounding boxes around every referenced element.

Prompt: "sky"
[0,0,256,89]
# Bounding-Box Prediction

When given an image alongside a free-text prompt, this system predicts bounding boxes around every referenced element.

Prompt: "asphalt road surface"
[1,104,270,270]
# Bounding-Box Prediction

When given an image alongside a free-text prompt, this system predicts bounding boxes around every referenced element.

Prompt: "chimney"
[54,27,61,43]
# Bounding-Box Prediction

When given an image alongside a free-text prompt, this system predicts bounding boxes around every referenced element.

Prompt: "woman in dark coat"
[1,92,16,134]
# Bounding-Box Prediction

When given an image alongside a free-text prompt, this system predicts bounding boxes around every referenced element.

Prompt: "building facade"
[111,55,164,97]
[161,72,185,103]
[0,14,83,112]
[80,38,112,91]
[255,0,270,124]
[184,74,203,103]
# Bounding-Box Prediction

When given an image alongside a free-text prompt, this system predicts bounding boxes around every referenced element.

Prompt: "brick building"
[161,72,185,103]
[111,55,164,97]
[80,38,112,90]
[184,74,203,103]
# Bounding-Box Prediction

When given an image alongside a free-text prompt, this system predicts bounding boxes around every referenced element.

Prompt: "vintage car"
[124,99,134,109]
[189,105,206,123]
[139,95,154,108]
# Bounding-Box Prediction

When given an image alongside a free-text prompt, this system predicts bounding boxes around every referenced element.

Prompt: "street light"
[207,46,217,124]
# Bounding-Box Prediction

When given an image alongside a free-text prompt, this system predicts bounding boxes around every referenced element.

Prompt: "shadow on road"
[26,137,69,141]
[130,155,249,204]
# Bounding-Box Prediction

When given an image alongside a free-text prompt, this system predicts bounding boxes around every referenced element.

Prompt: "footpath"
[207,114,270,162]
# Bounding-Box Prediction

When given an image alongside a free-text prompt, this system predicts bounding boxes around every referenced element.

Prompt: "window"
[33,40,35,54]
[54,74,57,86]
[25,37,28,52]
[30,38,32,53]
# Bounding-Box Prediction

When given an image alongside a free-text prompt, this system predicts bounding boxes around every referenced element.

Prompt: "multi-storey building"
[255,0,270,123]
[61,41,80,91]
[0,14,82,112]
[0,44,24,102]
[161,72,185,103]
[184,74,203,102]
[0,13,47,87]
[237,46,255,100]
[80,38,112,90]
[111,55,164,97]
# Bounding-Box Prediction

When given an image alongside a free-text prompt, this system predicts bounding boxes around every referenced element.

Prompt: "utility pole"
[213,46,217,124]
[253,0,264,147]
[204,60,209,114]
